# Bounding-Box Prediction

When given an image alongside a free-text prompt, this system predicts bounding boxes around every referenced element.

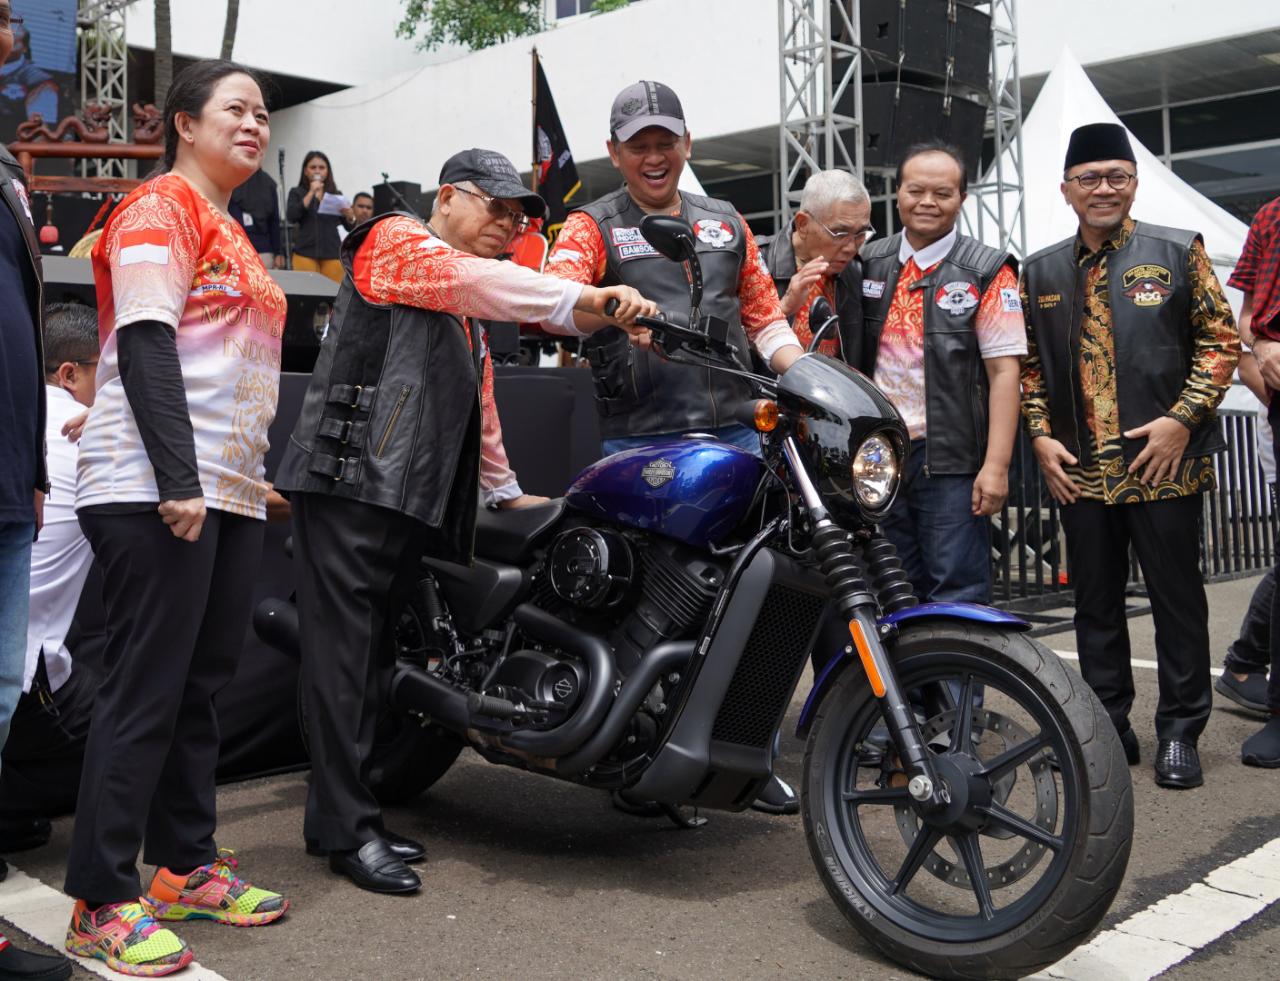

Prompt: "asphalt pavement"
[2,574,1278,981]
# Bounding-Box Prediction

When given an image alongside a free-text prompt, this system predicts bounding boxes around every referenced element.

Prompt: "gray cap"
[610,80,685,142]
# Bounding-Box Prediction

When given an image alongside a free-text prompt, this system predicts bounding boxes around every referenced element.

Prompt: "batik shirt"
[788,275,840,357]
[78,174,287,519]
[1020,218,1239,503]
[871,229,1026,440]
[350,215,584,504]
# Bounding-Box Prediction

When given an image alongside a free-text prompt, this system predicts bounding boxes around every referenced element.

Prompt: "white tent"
[963,47,1249,289]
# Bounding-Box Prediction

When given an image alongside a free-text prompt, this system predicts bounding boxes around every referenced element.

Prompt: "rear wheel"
[802,621,1132,980]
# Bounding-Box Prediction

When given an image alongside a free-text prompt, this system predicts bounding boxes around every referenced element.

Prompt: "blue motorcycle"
[257,215,1132,979]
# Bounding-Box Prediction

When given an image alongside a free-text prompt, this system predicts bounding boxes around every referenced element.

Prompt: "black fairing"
[776,354,909,522]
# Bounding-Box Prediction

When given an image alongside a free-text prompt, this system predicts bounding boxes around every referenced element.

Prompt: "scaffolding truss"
[78,0,134,177]
[963,0,1028,260]
[777,0,1027,257]
[777,0,863,226]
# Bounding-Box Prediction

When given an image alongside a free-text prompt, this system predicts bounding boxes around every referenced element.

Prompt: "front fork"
[782,438,948,813]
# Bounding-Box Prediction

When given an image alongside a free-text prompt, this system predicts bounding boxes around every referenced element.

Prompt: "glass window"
[557,0,597,15]
[1171,144,1280,224]
[1170,90,1280,154]
[1118,109,1163,157]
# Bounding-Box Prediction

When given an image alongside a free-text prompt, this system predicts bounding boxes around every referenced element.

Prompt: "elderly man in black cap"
[1020,123,1239,789]
[274,149,655,893]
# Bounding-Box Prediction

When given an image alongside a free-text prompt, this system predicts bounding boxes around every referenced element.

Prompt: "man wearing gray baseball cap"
[545,82,805,815]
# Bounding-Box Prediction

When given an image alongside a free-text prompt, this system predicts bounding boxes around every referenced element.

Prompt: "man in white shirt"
[0,303,99,853]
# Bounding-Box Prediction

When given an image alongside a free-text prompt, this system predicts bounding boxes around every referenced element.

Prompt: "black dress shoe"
[307,829,426,863]
[329,839,421,894]
[0,817,51,854]
[1154,739,1203,789]
[749,774,799,815]
[0,938,73,981]
[1119,727,1140,766]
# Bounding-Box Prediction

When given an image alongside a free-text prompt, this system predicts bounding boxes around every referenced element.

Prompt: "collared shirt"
[547,204,801,365]
[1228,195,1280,341]
[1020,218,1239,503]
[350,215,585,504]
[26,386,92,694]
[872,228,1026,439]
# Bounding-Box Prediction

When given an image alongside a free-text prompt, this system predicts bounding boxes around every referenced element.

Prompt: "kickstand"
[660,804,708,829]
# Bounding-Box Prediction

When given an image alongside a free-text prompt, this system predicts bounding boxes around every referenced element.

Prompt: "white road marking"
[1052,649,1225,678]
[1031,836,1280,981]
[0,867,232,980]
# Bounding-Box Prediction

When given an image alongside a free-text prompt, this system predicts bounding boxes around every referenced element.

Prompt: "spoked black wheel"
[297,586,462,805]
[802,622,1132,980]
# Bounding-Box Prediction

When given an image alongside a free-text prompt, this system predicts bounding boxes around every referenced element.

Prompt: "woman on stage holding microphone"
[286,149,354,282]
[64,59,289,977]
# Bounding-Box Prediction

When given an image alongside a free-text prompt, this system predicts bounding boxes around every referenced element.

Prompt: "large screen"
[1,0,78,144]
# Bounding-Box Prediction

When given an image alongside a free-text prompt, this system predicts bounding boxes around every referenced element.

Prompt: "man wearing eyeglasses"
[1020,122,1239,789]
[758,169,872,360]
[274,148,655,894]
[856,141,1024,617]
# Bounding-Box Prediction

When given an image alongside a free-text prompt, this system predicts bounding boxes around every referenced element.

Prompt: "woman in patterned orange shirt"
[64,60,289,977]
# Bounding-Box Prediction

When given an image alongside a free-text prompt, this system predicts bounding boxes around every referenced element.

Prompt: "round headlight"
[852,434,899,510]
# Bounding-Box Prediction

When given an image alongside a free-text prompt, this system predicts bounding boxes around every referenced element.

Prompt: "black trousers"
[1225,566,1273,677]
[1060,494,1212,742]
[0,658,96,822]
[290,493,431,852]
[64,508,263,904]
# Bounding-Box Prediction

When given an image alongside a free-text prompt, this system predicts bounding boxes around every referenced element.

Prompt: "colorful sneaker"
[65,899,193,977]
[145,849,288,927]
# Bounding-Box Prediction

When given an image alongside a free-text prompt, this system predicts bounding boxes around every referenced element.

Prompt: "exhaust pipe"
[556,640,694,777]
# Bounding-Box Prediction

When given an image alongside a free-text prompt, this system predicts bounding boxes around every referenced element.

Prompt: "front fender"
[795,602,1030,737]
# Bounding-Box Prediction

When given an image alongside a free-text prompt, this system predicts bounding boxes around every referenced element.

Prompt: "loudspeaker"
[844,82,986,178]
[374,180,422,217]
[839,0,991,93]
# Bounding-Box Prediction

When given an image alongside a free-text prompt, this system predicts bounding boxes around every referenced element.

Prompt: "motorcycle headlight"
[851,434,899,510]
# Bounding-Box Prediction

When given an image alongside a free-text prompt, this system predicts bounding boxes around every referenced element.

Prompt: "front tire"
[802,622,1132,980]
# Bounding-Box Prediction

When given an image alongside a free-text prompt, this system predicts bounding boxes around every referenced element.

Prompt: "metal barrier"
[990,409,1275,631]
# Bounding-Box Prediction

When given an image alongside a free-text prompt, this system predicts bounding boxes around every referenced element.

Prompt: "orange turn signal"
[848,619,886,697]
[753,399,779,432]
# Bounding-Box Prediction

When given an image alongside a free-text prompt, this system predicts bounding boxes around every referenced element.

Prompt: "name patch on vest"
[1121,263,1173,307]
[935,281,981,316]
[610,226,659,261]
[694,219,735,249]
[1037,293,1061,309]
[862,278,886,299]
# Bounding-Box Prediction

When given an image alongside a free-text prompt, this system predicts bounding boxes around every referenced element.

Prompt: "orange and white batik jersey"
[77,174,287,519]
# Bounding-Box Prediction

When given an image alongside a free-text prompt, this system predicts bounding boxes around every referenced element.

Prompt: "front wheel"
[802,621,1132,980]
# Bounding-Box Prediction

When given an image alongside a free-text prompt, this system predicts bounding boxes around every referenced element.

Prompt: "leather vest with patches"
[273,212,482,560]
[1022,221,1224,465]
[859,232,1015,475]
[577,188,754,439]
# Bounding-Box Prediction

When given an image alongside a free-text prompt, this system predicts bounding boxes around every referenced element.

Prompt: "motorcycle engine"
[547,527,634,609]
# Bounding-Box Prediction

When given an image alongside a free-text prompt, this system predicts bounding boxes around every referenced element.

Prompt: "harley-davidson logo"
[1121,263,1173,307]
[641,458,676,488]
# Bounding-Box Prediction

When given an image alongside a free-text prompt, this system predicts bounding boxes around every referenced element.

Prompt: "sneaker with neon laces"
[145,849,288,927]
[64,899,193,977]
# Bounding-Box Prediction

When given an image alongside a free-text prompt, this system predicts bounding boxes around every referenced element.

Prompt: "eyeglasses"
[1065,171,1136,191]
[810,215,876,244]
[454,185,531,234]
[0,12,23,33]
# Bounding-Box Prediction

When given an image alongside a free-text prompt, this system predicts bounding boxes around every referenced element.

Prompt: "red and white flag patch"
[118,229,170,267]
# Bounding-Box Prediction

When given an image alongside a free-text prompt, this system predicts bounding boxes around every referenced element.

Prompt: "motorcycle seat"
[474,498,567,564]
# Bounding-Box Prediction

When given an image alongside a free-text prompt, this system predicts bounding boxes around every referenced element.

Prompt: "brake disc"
[890,708,1059,889]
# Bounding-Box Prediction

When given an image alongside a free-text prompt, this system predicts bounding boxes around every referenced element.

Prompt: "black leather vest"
[577,188,754,438]
[1023,221,1225,464]
[758,220,863,366]
[273,213,483,560]
[859,232,1015,475]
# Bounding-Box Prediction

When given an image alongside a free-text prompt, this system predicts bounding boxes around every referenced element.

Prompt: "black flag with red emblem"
[533,55,581,244]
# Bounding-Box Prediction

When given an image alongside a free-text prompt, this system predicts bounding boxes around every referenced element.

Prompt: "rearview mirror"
[640,215,697,263]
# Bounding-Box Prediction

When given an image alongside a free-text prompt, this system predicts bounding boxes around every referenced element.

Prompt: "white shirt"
[897,225,959,270]
[26,386,94,694]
